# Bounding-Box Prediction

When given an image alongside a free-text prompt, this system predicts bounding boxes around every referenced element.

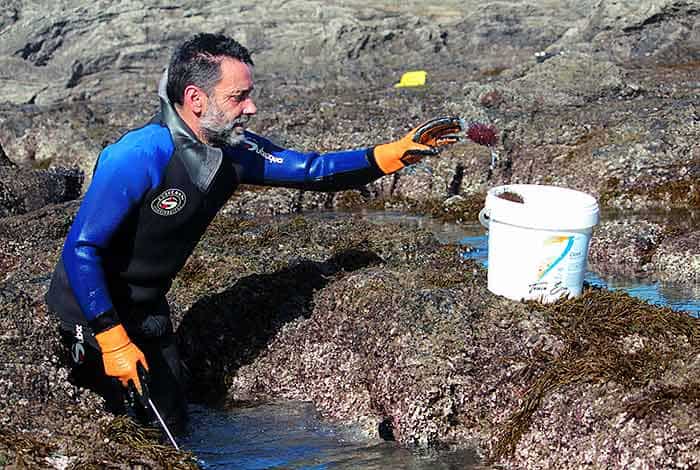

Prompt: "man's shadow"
[176,248,383,404]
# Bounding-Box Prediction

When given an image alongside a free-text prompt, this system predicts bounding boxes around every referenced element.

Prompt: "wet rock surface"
[1,0,700,468]
[589,210,700,282]
[0,201,195,468]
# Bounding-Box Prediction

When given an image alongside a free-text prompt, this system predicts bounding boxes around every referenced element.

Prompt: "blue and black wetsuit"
[46,93,385,427]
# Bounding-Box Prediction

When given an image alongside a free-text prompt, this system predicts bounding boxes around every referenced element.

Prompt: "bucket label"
[536,236,575,281]
[527,234,588,300]
[485,218,594,304]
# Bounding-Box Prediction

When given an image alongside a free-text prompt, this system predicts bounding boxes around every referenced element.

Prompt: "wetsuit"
[46,92,385,429]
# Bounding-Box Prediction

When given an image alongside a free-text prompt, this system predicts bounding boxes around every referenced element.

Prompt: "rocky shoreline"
[1,0,699,468]
[2,206,699,467]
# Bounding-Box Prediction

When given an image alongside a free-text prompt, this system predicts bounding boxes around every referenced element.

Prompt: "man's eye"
[230,91,250,102]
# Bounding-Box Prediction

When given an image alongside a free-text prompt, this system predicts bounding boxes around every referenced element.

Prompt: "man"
[46,33,462,431]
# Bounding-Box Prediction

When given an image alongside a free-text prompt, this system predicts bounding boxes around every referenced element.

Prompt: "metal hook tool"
[148,398,180,451]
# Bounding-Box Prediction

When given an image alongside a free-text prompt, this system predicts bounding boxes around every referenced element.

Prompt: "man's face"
[200,57,256,147]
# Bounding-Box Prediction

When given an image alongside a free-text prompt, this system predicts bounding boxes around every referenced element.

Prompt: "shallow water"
[182,402,480,469]
[183,210,699,468]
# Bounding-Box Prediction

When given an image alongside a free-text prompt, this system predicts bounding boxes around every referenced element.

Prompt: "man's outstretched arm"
[231,117,463,192]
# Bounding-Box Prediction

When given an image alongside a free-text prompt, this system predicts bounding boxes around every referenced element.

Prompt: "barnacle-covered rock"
[0,166,83,218]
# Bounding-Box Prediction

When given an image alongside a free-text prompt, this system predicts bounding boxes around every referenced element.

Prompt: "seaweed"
[0,427,54,467]
[100,417,198,469]
[496,191,524,203]
[599,176,700,210]
[624,382,700,420]
[492,289,700,461]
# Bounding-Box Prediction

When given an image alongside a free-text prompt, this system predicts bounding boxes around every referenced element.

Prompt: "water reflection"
[584,272,700,317]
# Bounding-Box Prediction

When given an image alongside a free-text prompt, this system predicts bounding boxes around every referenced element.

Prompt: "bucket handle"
[478,208,490,229]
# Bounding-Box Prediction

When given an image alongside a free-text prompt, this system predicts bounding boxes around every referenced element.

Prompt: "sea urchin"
[466,122,498,147]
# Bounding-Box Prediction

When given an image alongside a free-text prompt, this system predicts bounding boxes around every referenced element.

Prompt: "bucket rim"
[483,184,599,230]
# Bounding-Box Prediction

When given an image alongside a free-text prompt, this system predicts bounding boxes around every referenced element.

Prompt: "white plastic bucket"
[478,184,599,303]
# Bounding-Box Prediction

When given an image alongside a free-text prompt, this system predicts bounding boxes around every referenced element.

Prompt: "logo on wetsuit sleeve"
[71,324,85,365]
[151,188,187,216]
[242,137,284,164]
[71,342,85,365]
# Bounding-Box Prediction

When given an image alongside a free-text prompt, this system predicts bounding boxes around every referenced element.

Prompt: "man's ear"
[183,85,206,115]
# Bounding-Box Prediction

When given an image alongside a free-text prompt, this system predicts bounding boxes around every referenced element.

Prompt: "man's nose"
[243,98,256,115]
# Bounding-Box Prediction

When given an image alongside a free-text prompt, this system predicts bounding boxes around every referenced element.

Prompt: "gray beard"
[200,106,247,148]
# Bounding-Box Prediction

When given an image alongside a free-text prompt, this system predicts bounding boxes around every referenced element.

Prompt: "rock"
[222,186,303,217]
[0,140,13,166]
[555,0,700,64]
[589,215,700,283]
[510,53,626,107]
[0,0,697,216]
[1,197,699,467]
[200,216,699,466]
[0,1,608,106]
[0,100,153,185]
[0,166,83,218]
[651,230,700,283]
[0,1,699,467]
[0,200,195,468]
[588,218,665,277]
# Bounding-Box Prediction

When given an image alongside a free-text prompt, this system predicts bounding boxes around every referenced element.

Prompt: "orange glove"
[95,324,149,394]
[373,116,463,174]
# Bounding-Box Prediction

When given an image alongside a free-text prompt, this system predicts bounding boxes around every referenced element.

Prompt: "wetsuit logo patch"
[151,189,187,216]
[71,342,85,365]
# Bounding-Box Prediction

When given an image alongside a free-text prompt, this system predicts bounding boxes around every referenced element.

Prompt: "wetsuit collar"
[158,70,223,193]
